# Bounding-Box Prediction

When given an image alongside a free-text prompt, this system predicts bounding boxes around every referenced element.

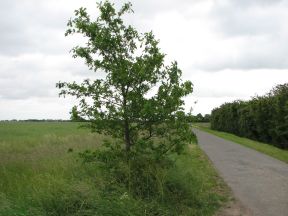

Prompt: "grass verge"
[194,123,288,163]
[0,122,228,215]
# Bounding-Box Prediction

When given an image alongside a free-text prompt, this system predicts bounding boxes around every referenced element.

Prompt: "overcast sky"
[0,0,288,120]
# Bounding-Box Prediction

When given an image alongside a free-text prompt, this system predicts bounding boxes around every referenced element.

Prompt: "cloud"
[189,69,288,98]
[185,69,288,114]
[137,0,288,71]
[212,0,288,39]
[223,0,284,8]
[129,0,205,17]
[0,0,91,56]
[198,0,288,71]
[0,54,97,100]
[0,0,287,119]
[0,97,76,120]
[191,34,288,71]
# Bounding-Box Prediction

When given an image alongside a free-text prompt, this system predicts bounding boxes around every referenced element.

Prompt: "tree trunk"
[124,118,131,151]
[122,89,131,152]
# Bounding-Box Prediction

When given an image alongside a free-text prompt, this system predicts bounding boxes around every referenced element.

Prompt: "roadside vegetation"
[210,83,288,149]
[0,122,227,215]
[194,123,288,163]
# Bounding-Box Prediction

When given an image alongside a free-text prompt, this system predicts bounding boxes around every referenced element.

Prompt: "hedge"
[211,83,288,149]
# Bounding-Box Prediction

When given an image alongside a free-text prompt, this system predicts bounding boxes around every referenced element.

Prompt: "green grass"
[194,123,288,163]
[168,146,228,215]
[0,122,228,215]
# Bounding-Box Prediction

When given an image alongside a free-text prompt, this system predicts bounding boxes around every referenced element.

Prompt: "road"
[193,128,288,216]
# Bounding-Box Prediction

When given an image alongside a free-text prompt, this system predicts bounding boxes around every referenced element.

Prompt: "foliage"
[203,114,211,122]
[70,106,85,122]
[79,145,173,200]
[0,122,227,216]
[56,1,194,155]
[211,83,288,149]
[187,113,211,123]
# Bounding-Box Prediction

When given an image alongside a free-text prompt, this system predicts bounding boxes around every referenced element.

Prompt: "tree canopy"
[57,1,194,155]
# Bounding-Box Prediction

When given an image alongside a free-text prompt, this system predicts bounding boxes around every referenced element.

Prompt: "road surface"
[193,128,288,216]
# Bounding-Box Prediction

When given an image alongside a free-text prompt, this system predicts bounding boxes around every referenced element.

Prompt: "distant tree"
[57,1,194,155]
[203,114,211,122]
[70,106,84,122]
[195,113,204,122]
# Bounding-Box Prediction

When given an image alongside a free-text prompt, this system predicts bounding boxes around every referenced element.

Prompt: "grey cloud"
[226,0,284,8]
[0,54,93,100]
[0,0,72,56]
[131,0,201,15]
[194,47,288,71]
[191,0,288,71]
[0,0,205,56]
[194,88,248,98]
[0,76,53,100]
[212,9,278,37]
[211,0,285,37]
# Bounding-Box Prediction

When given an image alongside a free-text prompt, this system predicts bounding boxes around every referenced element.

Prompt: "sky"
[0,0,288,120]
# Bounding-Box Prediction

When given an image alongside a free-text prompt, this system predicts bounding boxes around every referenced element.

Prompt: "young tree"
[70,105,84,122]
[57,1,194,155]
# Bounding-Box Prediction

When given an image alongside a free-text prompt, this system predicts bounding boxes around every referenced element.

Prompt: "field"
[0,122,228,216]
[194,123,288,163]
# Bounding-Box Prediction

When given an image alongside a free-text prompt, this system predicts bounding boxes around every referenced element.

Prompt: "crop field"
[0,122,227,216]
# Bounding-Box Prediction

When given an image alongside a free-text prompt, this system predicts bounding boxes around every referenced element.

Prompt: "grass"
[194,123,288,163]
[168,146,229,215]
[0,122,228,215]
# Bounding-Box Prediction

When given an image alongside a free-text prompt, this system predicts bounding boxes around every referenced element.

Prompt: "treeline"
[188,113,211,122]
[211,83,288,149]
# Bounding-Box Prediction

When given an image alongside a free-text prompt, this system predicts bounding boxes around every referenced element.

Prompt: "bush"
[211,83,288,149]
[79,144,173,201]
[77,140,225,215]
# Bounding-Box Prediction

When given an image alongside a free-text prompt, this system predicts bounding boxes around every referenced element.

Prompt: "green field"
[194,123,288,163]
[0,122,228,216]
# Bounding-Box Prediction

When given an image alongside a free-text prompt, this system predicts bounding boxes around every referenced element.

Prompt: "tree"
[203,114,211,122]
[195,113,204,122]
[57,1,194,155]
[70,105,84,121]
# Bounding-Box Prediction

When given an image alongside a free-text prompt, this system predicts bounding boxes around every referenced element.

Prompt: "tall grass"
[0,122,227,215]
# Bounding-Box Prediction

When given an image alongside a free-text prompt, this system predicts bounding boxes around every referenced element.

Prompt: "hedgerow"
[211,83,288,149]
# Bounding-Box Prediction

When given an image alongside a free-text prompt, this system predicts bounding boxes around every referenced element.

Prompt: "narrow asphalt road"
[193,128,288,216]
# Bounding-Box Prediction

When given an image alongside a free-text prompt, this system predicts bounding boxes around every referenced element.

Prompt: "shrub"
[211,83,288,149]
